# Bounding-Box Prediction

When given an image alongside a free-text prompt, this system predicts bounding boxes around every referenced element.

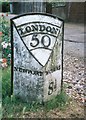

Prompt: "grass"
[2,92,69,118]
[2,66,11,98]
[44,92,69,111]
[0,102,2,120]
[0,68,2,119]
[2,66,69,118]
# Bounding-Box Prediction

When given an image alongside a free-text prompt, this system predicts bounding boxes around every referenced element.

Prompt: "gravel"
[63,54,85,104]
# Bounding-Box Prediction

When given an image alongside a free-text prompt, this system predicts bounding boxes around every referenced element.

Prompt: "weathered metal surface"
[11,13,64,102]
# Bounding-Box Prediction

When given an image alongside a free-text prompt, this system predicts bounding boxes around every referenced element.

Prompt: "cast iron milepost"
[11,1,64,103]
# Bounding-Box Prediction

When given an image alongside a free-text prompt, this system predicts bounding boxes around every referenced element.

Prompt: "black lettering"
[18,24,59,37]
[39,25,45,32]
[25,26,31,33]
[34,71,38,75]
[14,67,18,71]
[27,70,30,74]
[54,79,57,91]
[14,67,44,76]
[30,34,39,47]
[48,81,54,95]
[31,25,38,32]
[46,26,51,33]
[23,69,28,73]
[19,68,23,72]
[41,35,51,47]
[18,28,24,35]
[27,70,32,74]
[56,28,59,33]
[39,72,43,76]
[51,27,57,34]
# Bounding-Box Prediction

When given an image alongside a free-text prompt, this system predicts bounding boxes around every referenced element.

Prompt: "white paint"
[12,13,63,102]
[31,49,51,66]
[22,34,56,51]
[44,70,61,101]
[22,34,56,66]
[13,15,62,27]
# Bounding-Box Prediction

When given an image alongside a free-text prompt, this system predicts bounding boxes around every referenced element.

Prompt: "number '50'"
[30,34,51,48]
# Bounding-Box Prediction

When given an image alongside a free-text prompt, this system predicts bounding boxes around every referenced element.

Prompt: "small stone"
[79,73,82,75]
[78,92,82,95]
[76,87,81,91]
[72,81,77,85]
[63,55,84,104]
[74,58,78,61]
[76,80,79,82]
[67,85,72,89]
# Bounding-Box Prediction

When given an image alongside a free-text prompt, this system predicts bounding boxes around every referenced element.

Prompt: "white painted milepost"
[11,13,64,102]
